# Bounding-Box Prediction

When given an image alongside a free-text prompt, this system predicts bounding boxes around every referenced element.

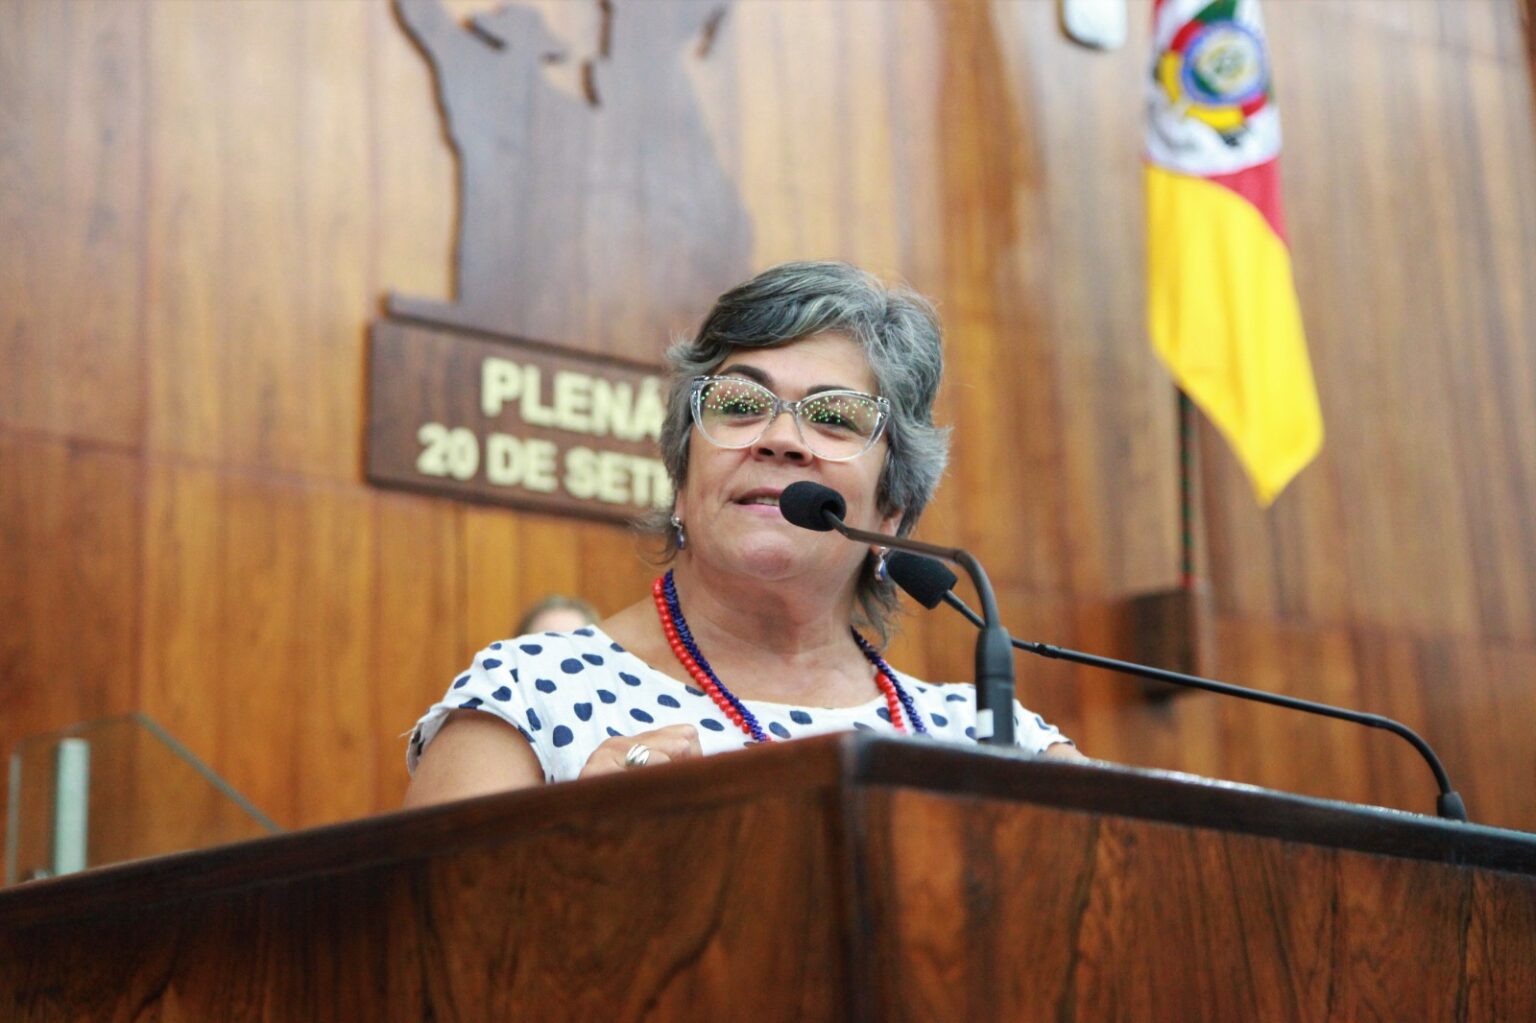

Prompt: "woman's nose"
[752,409,811,463]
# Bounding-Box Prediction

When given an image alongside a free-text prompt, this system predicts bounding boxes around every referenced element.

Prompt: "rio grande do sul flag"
[1146,0,1323,506]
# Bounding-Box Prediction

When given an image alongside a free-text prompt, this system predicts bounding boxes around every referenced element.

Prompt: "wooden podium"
[3,734,1534,1020]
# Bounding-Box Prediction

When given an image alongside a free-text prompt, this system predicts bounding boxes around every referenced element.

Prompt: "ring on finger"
[623,743,652,769]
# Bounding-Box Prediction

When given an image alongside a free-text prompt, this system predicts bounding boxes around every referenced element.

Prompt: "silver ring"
[623,743,652,769]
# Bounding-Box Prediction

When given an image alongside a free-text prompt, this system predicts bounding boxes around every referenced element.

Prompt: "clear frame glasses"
[689,375,892,461]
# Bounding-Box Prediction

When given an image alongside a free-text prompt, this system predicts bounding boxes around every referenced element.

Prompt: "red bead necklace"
[653,574,916,742]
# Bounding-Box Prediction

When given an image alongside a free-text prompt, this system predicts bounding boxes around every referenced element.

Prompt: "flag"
[1146,0,1322,505]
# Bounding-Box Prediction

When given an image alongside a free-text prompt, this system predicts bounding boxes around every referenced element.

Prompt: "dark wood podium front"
[3,734,1534,1020]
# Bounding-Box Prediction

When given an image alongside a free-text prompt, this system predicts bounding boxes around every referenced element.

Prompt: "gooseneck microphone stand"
[886,550,1470,822]
[778,482,1016,746]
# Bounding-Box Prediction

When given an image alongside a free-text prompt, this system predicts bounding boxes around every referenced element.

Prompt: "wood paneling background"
[2,0,1534,848]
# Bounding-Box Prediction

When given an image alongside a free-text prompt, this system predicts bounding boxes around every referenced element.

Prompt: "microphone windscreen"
[778,482,846,532]
[885,550,958,609]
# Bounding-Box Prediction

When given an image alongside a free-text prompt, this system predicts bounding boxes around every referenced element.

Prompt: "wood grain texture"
[3,736,1533,1020]
[0,740,856,1021]
[0,437,142,853]
[137,462,468,828]
[143,0,372,480]
[0,0,1534,848]
[866,787,1527,1022]
[1199,0,1536,641]
[0,0,146,447]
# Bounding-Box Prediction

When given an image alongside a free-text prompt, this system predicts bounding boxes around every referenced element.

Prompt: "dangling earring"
[670,514,687,550]
[874,547,889,582]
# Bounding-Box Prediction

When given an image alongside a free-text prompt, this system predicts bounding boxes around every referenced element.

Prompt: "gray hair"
[651,260,951,642]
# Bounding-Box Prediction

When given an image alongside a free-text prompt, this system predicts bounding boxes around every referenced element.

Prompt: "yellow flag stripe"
[1147,166,1323,505]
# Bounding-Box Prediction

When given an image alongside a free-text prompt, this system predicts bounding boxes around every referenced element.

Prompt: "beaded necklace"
[653,570,926,742]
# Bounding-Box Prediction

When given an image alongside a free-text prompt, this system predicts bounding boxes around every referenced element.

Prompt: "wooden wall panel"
[144,0,372,480]
[993,0,1181,596]
[2,0,1535,846]
[371,0,457,320]
[0,437,141,762]
[0,437,150,877]
[0,0,145,446]
[367,491,465,809]
[1201,0,1536,642]
[138,465,463,828]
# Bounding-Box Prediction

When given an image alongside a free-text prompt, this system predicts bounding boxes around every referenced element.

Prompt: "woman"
[404,262,1078,806]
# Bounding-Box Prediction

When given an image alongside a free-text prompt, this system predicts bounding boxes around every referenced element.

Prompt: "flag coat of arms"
[1146,0,1323,505]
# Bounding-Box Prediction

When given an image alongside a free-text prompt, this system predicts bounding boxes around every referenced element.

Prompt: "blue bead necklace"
[657,570,926,741]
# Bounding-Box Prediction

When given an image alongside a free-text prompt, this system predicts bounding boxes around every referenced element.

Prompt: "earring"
[670,514,687,550]
[874,547,889,582]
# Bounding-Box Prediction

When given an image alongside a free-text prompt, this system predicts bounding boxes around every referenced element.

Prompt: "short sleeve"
[1013,700,1073,755]
[407,641,554,783]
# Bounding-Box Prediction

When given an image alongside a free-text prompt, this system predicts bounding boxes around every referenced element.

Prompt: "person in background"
[404,261,1081,806]
[515,594,599,637]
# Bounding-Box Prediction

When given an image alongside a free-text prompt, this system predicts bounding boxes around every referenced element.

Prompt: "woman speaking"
[404,261,1078,804]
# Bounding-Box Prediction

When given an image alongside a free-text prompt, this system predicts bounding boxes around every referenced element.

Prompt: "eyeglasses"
[688,375,891,461]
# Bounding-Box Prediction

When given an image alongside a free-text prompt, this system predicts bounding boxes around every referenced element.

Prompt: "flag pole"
[1178,389,1198,591]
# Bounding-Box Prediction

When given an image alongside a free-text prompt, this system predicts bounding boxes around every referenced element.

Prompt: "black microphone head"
[778,481,847,532]
[885,550,958,609]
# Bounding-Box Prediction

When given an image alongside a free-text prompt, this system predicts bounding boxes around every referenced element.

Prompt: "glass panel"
[5,713,280,886]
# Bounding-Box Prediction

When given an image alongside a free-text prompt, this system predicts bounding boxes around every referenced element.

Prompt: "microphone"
[884,550,1471,822]
[777,482,845,532]
[779,482,1016,746]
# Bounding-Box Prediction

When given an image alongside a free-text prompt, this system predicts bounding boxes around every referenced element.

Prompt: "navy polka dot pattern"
[406,625,1073,783]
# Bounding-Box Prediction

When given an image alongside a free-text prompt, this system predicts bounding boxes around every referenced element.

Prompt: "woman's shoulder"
[465,626,664,689]
[494,625,625,662]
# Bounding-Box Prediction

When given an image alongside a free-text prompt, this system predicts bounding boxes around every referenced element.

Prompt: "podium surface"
[2,734,1534,1020]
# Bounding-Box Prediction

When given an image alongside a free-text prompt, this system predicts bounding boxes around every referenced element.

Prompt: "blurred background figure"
[515,594,600,636]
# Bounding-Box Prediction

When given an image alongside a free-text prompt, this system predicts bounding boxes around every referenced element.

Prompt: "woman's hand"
[578,723,703,780]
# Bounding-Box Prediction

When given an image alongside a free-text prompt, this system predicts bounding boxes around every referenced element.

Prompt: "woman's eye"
[809,410,855,430]
[710,389,768,416]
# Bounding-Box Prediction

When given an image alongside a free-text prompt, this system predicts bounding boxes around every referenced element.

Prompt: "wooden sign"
[366,319,672,523]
